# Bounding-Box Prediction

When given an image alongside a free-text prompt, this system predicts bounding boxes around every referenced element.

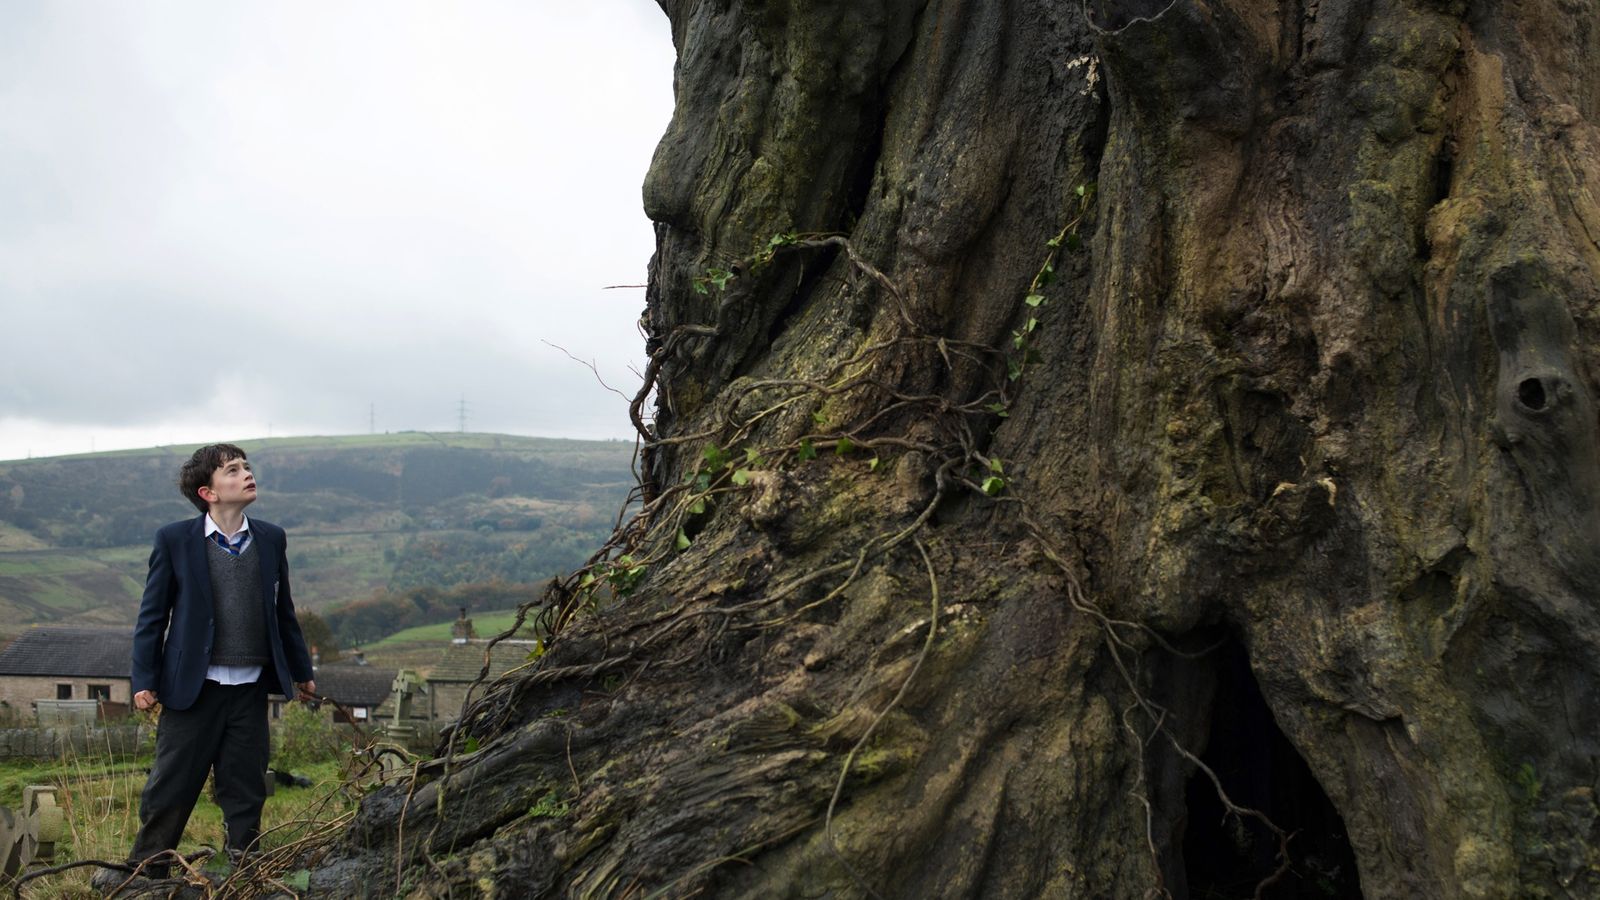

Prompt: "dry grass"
[5,746,357,898]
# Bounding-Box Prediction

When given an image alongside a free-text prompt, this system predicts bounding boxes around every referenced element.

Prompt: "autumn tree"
[314,0,1600,896]
[297,610,341,664]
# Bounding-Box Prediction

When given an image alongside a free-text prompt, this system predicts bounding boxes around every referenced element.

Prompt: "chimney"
[451,606,476,644]
[353,649,367,666]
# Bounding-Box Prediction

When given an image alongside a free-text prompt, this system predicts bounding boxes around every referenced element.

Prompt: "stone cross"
[0,786,62,877]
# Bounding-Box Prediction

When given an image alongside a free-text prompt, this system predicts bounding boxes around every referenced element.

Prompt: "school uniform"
[126,513,314,867]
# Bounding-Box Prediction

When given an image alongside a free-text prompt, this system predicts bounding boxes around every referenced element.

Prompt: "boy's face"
[200,456,257,509]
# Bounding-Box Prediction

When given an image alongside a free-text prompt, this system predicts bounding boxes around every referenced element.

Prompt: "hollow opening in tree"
[1517,377,1548,412]
[1181,638,1363,899]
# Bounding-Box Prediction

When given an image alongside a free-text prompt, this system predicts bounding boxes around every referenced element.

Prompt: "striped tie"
[211,530,246,556]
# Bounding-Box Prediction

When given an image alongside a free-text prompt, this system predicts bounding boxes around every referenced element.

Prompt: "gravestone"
[0,786,62,877]
[379,669,427,745]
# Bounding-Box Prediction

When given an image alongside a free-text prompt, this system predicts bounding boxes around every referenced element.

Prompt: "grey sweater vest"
[206,539,270,667]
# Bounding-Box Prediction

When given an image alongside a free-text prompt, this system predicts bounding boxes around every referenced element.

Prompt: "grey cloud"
[0,1,673,457]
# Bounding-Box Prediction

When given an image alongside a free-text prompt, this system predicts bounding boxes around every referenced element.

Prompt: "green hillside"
[0,432,635,639]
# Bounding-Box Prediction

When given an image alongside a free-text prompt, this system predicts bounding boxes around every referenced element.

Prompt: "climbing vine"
[400,177,1293,899]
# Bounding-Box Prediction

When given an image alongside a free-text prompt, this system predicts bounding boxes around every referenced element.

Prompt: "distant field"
[366,610,540,648]
[0,432,634,642]
[284,529,407,610]
[0,550,143,628]
[354,610,541,674]
[0,521,48,551]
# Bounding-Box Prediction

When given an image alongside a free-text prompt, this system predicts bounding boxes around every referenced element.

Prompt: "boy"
[104,443,316,886]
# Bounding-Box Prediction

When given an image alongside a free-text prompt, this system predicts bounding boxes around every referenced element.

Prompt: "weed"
[528,790,569,819]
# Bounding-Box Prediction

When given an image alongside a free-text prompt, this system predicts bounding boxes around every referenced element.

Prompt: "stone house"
[0,624,134,720]
[0,626,133,721]
[414,608,537,722]
[426,641,535,722]
[0,626,398,727]
[305,662,400,725]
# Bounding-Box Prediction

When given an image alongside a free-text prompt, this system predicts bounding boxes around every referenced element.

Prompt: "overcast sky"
[0,2,676,462]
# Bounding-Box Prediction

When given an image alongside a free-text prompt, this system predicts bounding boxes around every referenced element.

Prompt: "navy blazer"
[130,515,315,711]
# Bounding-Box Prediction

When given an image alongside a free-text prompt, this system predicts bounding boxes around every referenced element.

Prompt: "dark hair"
[179,443,248,513]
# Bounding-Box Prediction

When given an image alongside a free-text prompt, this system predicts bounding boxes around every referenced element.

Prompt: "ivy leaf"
[732,468,751,486]
[1075,183,1087,198]
[702,444,729,470]
[1024,293,1046,308]
[1066,232,1082,251]
[1037,263,1055,286]
[989,458,1005,474]
[688,497,707,515]
[986,401,1010,418]
[282,871,312,891]
[867,457,882,473]
[981,476,1006,496]
[1007,360,1024,381]
[745,447,763,466]
[675,528,692,550]
[1025,317,1038,333]
[835,437,855,456]
[812,410,827,426]
[797,440,817,461]
[464,736,481,754]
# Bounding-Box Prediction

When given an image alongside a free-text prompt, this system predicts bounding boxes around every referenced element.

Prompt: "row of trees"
[383,525,611,591]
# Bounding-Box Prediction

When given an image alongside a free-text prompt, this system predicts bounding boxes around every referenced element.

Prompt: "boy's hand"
[297,681,318,701]
[134,690,158,710]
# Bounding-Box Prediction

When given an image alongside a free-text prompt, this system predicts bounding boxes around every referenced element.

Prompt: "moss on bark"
[311,0,1600,896]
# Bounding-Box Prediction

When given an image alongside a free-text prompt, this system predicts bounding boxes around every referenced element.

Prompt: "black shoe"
[201,847,250,881]
[89,866,149,896]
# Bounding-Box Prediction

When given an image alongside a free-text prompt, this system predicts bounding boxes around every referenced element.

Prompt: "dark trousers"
[130,679,270,872]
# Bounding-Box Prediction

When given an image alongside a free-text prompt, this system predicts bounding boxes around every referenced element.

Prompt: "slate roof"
[0,627,132,678]
[312,664,398,707]
[427,641,536,683]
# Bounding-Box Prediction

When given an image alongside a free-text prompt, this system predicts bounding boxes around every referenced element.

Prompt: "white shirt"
[203,513,263,685]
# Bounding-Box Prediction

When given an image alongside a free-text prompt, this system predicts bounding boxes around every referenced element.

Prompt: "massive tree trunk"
[313,0,1600,896]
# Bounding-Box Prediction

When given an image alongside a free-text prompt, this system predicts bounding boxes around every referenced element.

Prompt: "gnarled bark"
[313,0,1600,896]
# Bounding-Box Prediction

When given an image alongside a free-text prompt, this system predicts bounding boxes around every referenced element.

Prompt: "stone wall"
[0,724,147,759]
[428,684,472,723]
